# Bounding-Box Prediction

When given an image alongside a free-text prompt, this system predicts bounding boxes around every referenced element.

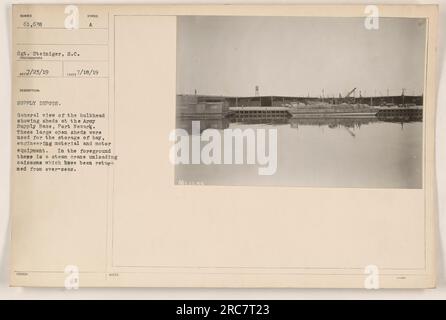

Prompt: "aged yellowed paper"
[10,4,437,288]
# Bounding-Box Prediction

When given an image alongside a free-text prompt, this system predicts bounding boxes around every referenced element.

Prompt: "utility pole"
[402,88,406,107]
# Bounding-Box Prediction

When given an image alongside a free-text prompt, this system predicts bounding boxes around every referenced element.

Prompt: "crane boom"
[344,87,357,98]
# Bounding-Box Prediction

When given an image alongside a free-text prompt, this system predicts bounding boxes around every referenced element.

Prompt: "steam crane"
[341,87,357,104]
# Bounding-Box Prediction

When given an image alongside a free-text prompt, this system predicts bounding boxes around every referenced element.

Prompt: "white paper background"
[0,0,444,299]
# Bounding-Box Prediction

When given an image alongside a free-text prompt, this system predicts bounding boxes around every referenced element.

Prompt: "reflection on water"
[175,116,422,189]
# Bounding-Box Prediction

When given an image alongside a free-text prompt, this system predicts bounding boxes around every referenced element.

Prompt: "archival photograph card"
[9,4,438,288]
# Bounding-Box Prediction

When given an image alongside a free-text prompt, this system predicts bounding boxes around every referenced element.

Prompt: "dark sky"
[177,16,426,97]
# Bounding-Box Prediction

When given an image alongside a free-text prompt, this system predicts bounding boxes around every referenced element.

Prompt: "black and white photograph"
[175,16,426,188]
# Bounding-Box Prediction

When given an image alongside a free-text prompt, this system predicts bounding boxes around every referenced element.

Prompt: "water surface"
[175,117,422,189]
